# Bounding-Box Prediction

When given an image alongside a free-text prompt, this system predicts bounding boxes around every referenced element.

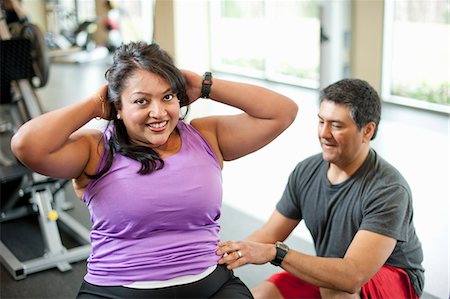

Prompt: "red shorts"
[267,265,419,299]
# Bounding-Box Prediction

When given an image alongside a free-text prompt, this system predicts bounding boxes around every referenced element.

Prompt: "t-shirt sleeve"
[276,166,303,220]
[360,184,412,242]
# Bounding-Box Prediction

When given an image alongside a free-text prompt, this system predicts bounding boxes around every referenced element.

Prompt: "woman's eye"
[163,94,174,101]
[135,98,147,105]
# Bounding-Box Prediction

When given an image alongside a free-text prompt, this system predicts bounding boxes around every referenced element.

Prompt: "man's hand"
[216,240,276,270]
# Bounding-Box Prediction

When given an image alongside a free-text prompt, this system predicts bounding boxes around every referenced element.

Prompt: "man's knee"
[251,281,284,299]
[320,288,361,299]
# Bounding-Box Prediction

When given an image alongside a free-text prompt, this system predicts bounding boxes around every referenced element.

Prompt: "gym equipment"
[44,2,108,64]
[0,1,91,280]
[8,21,50,88]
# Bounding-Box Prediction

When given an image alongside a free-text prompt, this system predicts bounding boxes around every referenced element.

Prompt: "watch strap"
[201,72,213,98]
[270,241,289,267]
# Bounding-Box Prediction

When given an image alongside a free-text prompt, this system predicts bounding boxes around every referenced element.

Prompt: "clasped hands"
[216,240,276,270]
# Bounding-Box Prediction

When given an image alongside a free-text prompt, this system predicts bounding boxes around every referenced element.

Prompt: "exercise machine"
[45,1,108,64]
[0,0,91,280]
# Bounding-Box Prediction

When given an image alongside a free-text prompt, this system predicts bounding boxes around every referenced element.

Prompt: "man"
[217,79,424,298]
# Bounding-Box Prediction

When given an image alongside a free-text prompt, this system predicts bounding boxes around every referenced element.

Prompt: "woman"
[11,42,298,298]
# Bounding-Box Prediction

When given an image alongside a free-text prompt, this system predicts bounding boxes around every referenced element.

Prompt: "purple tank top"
[82,120,222,286]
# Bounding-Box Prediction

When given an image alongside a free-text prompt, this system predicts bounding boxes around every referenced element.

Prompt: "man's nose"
[319,123,332,138]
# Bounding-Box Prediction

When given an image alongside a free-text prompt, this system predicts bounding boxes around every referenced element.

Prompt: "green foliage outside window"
[393,82,450,106]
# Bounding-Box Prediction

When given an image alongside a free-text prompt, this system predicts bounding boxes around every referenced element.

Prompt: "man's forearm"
[281,250,363,294]
[246,228,278,244]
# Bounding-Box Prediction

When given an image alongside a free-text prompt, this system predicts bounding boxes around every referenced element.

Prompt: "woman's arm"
[184,71,298,163]
[10,86,108,179]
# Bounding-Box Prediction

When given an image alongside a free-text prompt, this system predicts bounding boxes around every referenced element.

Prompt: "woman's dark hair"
[319,78,381,140]
[87,42,190,179]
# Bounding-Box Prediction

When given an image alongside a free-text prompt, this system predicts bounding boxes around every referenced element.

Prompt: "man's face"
[317,100,368,169]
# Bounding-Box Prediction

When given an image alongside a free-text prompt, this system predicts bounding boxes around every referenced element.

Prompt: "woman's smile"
[147,120,169,131]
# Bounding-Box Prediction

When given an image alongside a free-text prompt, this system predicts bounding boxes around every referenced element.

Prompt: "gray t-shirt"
[276,149,424,295]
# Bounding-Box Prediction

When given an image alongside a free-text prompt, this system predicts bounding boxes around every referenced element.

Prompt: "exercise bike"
[0,0,91,280]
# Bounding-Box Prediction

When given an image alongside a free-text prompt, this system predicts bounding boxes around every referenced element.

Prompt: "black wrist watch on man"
[270,241,289,267]
[201,72,213,99]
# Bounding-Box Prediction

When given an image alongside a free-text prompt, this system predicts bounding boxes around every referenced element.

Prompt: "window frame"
[381,0,450,114]
[208,0,320,91]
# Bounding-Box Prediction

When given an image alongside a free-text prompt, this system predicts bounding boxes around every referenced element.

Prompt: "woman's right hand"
[11,86,108,179]
[95,84,114,120]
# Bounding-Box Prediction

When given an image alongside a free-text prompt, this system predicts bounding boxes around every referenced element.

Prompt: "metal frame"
[0,184,91,280]
[1,6,91,280]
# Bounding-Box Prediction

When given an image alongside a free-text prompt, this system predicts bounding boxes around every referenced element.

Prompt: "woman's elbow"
[10,129,36,166]
[10,132,25,160]
[288,101,299,124]
[280,99,298,129]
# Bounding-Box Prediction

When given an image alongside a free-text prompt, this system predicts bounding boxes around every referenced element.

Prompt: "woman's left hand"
[216,240,276,270]
[181,70,203,104]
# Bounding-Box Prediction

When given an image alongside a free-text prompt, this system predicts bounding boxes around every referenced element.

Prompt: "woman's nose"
[148,102,166,118]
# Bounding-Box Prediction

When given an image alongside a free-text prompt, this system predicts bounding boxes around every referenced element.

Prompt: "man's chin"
[322,152,335,162]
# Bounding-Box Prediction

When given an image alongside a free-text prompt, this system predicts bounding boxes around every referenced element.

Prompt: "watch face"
[271,241,289,267]
[276,241,289,251]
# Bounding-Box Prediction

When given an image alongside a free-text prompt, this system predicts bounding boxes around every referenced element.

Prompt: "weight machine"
[0,0,91,280]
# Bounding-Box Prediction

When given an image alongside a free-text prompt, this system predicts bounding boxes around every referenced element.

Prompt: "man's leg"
[252,265,417,299]
[252,281,284,299]
[252,272,321,299]
[361,265,419,299]
[320,288,361,299]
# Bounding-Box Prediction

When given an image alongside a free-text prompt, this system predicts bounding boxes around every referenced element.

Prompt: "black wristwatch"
[270,241,289,267]
[201,72,213,98]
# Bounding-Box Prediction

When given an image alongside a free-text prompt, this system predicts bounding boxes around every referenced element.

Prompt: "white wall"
[372,104,449,297]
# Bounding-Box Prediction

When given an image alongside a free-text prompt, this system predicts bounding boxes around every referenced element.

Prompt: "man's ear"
[363,122,376,142]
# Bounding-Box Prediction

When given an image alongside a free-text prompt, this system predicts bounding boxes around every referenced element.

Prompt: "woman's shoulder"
[72,128,106,198]
[69,128,105,169]
[183,118,212,140]
[185,118,223,167]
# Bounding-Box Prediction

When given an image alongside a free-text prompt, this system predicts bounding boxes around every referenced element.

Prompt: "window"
[209,0,321,89]
[382,0,449,113]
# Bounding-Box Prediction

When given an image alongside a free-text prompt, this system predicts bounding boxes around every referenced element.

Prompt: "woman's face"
[118,69,180,151]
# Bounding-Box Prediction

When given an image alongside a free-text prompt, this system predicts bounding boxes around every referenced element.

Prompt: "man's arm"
[281,230,396,293]
[218,222,396,294]
[247,210,299,243]
[217,210,299,267]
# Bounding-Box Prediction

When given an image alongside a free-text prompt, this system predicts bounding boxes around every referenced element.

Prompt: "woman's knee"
[211,276,253,298]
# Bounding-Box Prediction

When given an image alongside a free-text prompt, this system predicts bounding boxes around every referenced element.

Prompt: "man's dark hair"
[88,42,190,179]
[319,78,381,140]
